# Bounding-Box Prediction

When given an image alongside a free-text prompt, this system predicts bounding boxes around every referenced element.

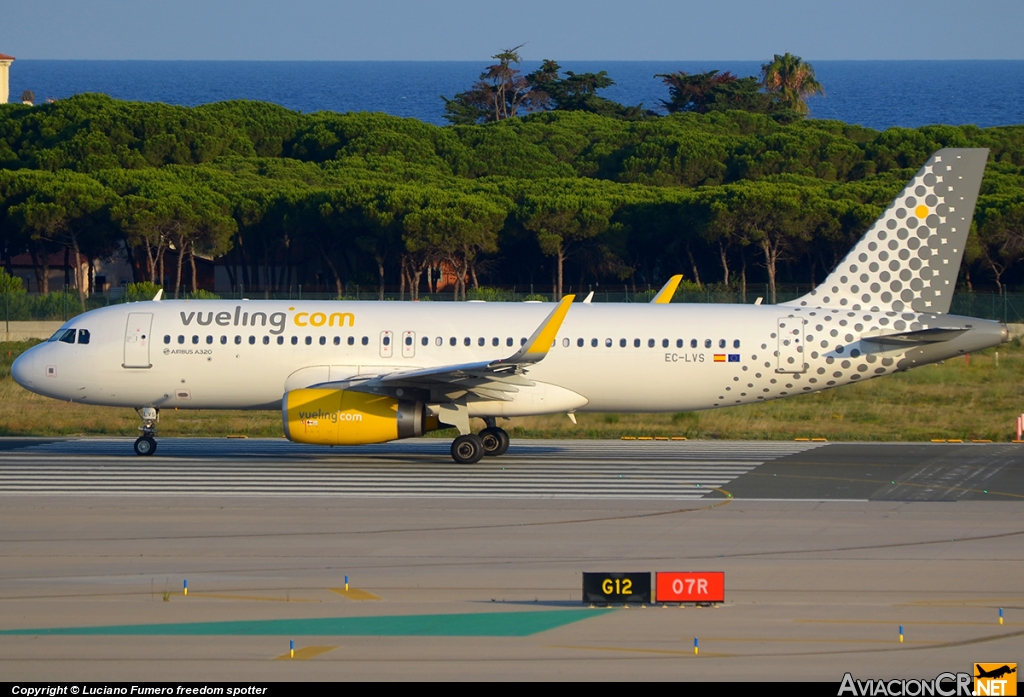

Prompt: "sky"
[2,0,1023,61]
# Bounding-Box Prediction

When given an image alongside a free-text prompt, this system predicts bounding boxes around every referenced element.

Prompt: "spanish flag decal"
[713,354,726,362]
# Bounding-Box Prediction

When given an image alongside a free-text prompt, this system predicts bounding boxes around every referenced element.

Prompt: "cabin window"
[704,339,712,349]
[305,336,312,345]
[291,336,298,345]
[405,336,412,346]
[421,336,428,346]
[620,338,626,348]
[178,335,185,345]
[648,339,655,348]
[435,337,443,346]
[334,337,341,346]
[676,339,683,348]
[691,339,698,348]
[235,336,242,345]
[319,336,326,346]
[206,336,213,345]
[477,337,485,347]
[633,339,640,348]
[263,336,270,345]
[719,339,726,349]
[605,338,612,348]
[492,337,499,347]
[163,335,171,344]
[507,337,514,347]
[662,339,669,348]
[563,338,570,347]
[192,335,199,344]
[382,335,391,347]
[591,338,598,347]
[77,329,90,345]
[449,337,457,346]
[278,336,284,345]
[361,336,368,346]
[464,337,471,347]
[348,336,355,346]
[249,336,256,345]
[734,339,741,348]
[520,338,527,345]
[577,338,584,347]
[221,336,228,345]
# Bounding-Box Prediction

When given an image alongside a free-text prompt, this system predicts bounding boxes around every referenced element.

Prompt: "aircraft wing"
[331,295,576,403]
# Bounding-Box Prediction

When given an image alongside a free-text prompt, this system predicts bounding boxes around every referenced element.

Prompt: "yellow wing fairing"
[650,275,683,304]
[496,294,576,365]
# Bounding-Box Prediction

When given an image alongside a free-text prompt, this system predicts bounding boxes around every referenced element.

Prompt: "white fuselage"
[11,299,1007,418]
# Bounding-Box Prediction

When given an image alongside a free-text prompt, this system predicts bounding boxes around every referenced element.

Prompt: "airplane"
[975,665,1016,680]
[11,148,1008,464]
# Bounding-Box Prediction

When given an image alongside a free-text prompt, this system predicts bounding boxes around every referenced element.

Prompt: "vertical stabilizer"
[785,148,988,314]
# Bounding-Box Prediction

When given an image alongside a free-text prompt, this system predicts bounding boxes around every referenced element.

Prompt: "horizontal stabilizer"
[862,327,968,346]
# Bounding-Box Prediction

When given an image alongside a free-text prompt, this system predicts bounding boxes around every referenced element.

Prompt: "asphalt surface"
[0,438,1020,680]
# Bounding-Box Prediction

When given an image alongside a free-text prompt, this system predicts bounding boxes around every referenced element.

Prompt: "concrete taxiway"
[0,438,1021,681]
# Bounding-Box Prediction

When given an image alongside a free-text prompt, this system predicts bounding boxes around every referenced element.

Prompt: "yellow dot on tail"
[915,205,929,219]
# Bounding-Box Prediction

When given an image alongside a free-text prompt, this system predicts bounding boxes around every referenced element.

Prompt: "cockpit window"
[47,330,64,342]
[77,329,90,345]
[58,329,76,344]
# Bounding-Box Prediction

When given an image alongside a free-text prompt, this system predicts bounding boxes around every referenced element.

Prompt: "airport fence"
[4,285,1024,326]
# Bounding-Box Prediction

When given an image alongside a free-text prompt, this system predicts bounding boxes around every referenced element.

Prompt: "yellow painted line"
[794,438,810,442]
[191,592,319,603]
[972,439,993,443]
[931,439,947,443]
[811,438,828,442]
[226,435,248,439]
[551,644,728,658]
[654,436,669,441]
[274,645,337,660]
[637,436,653,441]
[700,636,939,645]
[330,588,381,601]
[900,597,1024,607]
[621,436,636,440]
[796,619,1021,627]
[671,436,687,441]
[947,439,964,443]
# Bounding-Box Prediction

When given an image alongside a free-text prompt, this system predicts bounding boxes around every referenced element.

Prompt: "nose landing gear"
[134,406,159,456]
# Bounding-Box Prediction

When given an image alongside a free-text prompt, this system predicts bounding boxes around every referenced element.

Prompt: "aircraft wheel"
[480,427,510,457]
[451,434,485,464]
[134,436,157,457]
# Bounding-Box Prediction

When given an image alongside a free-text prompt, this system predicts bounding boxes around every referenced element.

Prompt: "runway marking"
[0,609,600,637]
[190,592,320,603]
[0,438,819,500]
[899,597,1024,607]
[745,471,1024,500]
[796,619,1022,627]
[274,645,337,660]
[330,588,381,601]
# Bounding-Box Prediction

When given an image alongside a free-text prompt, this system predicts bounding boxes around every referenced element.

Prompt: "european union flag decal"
[728,354,740,362]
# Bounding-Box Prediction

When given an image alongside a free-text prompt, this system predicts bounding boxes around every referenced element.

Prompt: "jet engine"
[283,388,430,445]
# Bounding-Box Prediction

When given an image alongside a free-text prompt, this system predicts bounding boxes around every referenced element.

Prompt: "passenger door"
[123,312,153,369]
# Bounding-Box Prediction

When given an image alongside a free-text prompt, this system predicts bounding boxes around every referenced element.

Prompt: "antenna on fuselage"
[152,289,163,302]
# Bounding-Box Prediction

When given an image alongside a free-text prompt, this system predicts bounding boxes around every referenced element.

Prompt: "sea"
[7,60,1024,131]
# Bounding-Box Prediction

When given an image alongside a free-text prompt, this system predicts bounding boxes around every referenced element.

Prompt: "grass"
[3,340,1024,442]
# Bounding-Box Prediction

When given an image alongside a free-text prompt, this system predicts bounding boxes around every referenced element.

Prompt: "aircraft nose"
[11,349,37,389]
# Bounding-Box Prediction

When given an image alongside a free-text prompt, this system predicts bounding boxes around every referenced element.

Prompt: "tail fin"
[786,148,989,314]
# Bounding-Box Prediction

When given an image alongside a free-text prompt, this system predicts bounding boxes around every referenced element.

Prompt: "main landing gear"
[134,406,159,456]
[450,419,510,464]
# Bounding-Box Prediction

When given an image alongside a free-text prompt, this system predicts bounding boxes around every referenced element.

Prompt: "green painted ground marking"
[0,610,597,637]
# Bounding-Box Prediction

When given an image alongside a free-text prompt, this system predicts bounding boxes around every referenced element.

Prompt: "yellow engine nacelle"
[283,388,428,445]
